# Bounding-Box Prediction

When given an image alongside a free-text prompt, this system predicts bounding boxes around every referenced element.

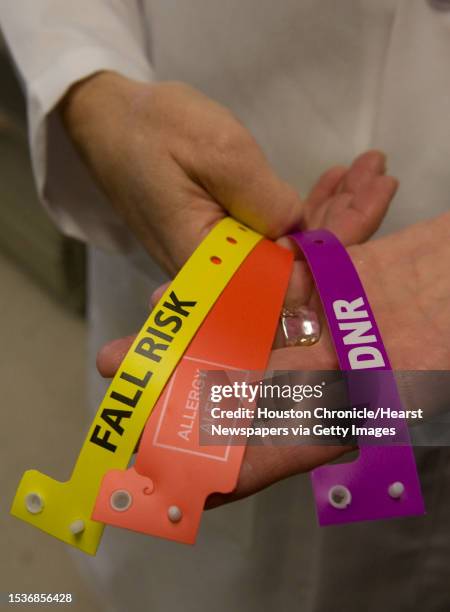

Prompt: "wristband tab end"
[92,467,205,545]
[312,445,426,525]
[11,470,103,555]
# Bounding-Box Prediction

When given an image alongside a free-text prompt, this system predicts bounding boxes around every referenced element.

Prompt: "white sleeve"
[0,0,154,251]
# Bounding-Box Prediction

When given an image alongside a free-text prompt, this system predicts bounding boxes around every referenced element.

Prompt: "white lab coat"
[1,1,450,610]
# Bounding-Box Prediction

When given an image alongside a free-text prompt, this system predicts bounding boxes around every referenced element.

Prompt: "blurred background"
[0,33,101,610]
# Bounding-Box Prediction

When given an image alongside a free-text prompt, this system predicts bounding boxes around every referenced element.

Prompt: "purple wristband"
[289,230,425,525]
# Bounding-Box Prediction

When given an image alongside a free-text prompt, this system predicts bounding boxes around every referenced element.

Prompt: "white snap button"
[328,485,352,509]
[25,493,44,514]
[388,481,405,499]
[70,519,85,535]
[167,505,183,523]
[110,490,132,512]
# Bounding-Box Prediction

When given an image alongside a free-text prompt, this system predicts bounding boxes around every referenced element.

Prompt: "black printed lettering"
[153,309,183,333]
[120,370,152,389]
[101,408,133,435]
[135,336,168,363]
[90,425,117,452]
[147,327,173,343]
[163,291,197,317]
[110,388,142,408]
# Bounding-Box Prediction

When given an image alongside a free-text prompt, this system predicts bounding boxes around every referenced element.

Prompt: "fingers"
[96,335,135,378]
[150,282,171,308]
[338,149,386,194]
[277,150,398,314]
[207,345,344,508]
[305,165,348,211]
[96,320,337,380]
[268,344,336,370]
[99,153,392,379]
[304,150,398,247]
[277,160,367,312]
[97,282,172,378]
[95,319,344,511]
[323,174,398,245]
[205,444,350,509]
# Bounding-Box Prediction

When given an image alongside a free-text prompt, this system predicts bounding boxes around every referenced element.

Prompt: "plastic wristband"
[92,238,293,543]
[289,230,425,524]
[11,217,263,555]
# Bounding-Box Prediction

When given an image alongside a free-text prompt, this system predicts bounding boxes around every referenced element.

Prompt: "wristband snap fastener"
[25,492,44,514]
[110,490,133,512]
[70,520,85,535]
[167,506,183,523]
[388,482,405,499]
[328,485,352,509]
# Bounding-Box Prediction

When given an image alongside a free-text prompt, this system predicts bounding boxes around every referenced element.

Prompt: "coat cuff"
[27,46,154,252]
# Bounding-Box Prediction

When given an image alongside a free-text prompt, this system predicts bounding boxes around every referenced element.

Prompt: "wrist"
[60,70,136,151]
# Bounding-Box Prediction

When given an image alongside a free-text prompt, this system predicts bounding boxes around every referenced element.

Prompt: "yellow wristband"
[11,217,262,554]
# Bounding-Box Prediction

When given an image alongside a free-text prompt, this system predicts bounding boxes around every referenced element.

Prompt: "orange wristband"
[92,238,293,543]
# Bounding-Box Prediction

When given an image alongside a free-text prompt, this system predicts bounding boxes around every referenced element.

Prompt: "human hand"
[96,212,450,506]
[213,211,450,505]
[61,73,396,276]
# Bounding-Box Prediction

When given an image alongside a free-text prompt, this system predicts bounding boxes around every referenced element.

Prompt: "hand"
[61,72,396,276]
[96,212,450,506]
[214,211,450,506]
[92,138,399,366]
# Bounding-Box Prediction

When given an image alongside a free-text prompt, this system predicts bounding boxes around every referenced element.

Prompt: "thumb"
[192,123,304,239]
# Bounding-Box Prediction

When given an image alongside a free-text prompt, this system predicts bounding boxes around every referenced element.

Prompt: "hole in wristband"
[210,256,222,265]
[237,226,248,231]
[226,237,237,244]
[328,485,352,509]
[110,490,133,512]
[25,492,44,514]
[314,239,324,245]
